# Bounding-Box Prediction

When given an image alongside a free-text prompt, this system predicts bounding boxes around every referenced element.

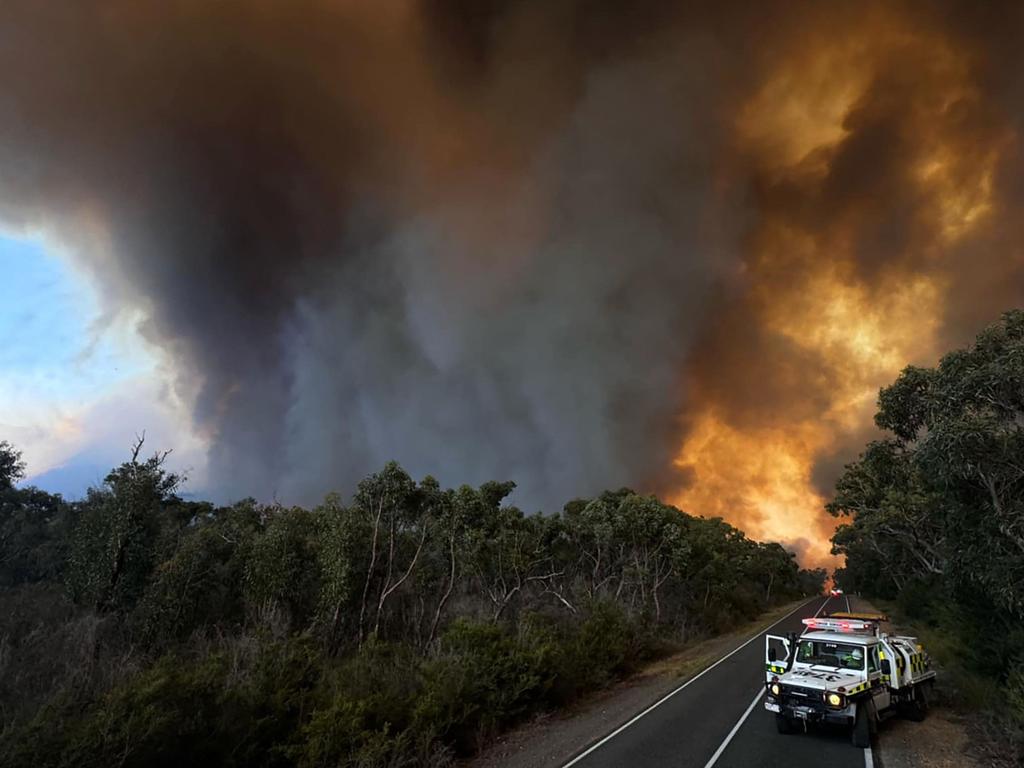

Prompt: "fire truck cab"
[763,612,936,748]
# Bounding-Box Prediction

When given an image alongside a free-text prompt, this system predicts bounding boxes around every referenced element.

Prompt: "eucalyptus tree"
[465,493,556,622]
[0,441,25,490]
[66,437,181,613]
[832,310,1024,617]
[243,505,320,630]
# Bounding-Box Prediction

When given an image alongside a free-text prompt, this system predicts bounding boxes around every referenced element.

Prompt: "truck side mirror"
[881,659,891,675]
[769,648,778,662]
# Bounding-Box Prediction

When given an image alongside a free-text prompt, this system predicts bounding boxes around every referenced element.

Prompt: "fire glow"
[671,5,1008,565]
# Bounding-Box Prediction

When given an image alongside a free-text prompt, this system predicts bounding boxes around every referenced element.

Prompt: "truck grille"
[779,685,824,711]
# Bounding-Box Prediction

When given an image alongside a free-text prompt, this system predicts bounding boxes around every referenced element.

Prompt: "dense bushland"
[0,438,822,767]
[830,310,1024,766]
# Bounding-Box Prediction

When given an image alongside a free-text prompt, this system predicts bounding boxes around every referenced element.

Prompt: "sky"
[0,233,205,497]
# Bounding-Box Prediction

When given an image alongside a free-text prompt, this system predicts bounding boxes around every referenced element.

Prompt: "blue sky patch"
[0,234,200,497]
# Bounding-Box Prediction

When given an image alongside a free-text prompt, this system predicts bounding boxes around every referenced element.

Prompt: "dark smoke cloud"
[0,1,750,507]
[1,0,1022,542]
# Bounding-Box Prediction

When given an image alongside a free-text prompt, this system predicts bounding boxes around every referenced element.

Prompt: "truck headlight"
[826,693,843,707]
[770,684,781,696]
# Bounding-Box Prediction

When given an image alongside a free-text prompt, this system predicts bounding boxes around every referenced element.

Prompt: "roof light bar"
[827,611,889,622]
[802,617,875,632]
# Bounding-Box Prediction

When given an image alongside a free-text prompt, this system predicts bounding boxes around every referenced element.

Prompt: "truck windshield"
[796,640,865,670]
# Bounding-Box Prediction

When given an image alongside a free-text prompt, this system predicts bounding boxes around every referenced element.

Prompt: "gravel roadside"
[847,596,983,768]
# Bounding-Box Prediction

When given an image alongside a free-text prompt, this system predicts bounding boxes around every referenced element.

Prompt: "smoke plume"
[1,1,1022,563]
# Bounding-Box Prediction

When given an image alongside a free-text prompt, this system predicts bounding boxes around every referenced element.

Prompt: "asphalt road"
[562,595,872,768]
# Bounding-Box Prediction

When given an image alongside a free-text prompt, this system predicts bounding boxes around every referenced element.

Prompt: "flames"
[671,7,1003,566]
[672,275,943,565]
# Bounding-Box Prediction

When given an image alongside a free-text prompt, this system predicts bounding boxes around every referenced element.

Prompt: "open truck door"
[867,643,892,713]
[765,634,791,682]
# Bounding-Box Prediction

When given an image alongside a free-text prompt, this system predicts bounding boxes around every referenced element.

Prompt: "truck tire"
[852,701,871,748]
[776,714,794,734]
[906,683,929,722]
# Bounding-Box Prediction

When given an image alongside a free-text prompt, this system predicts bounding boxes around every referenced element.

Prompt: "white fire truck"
[763,612,936,748]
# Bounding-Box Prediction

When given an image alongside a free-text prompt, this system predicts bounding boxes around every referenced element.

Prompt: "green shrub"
[293,697,443,768]
[1,638,321,768]
[1008,659,1024,725]
[567,602,639,689]
[288,641,437,767]
[415,619,548,753]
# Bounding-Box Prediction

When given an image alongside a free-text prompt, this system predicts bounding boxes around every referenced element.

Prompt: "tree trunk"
[427,531,457,647]
[358,496,386,645]
[374,525,428,637]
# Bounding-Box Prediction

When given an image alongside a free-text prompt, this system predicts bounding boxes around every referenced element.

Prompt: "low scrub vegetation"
[0,435,822,766]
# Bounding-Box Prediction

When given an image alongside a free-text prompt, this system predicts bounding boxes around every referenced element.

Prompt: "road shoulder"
[463,599,810,768]
[849,597,984,768]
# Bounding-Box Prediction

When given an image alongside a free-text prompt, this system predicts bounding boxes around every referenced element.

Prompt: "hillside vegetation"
[0,439,822,767]
[831,309,1024,765]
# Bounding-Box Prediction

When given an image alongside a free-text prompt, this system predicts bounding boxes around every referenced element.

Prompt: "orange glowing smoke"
[671,8,1003,567]
[672,276,943,566]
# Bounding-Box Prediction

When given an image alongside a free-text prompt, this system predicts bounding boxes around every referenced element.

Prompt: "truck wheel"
[907,683,929,722]
[852,702,871,748]
[775,714,794,734]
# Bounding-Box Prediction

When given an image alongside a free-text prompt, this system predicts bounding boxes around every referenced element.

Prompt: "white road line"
[700,598,851,768]
[559,597,825,767]
[864,744,874,767]
[701,595,834,768]
[703,687,763,768]
[814,595,830,617]
[846,594,851,613]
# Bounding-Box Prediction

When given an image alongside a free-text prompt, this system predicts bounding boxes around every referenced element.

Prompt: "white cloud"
[7,373,208,497]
